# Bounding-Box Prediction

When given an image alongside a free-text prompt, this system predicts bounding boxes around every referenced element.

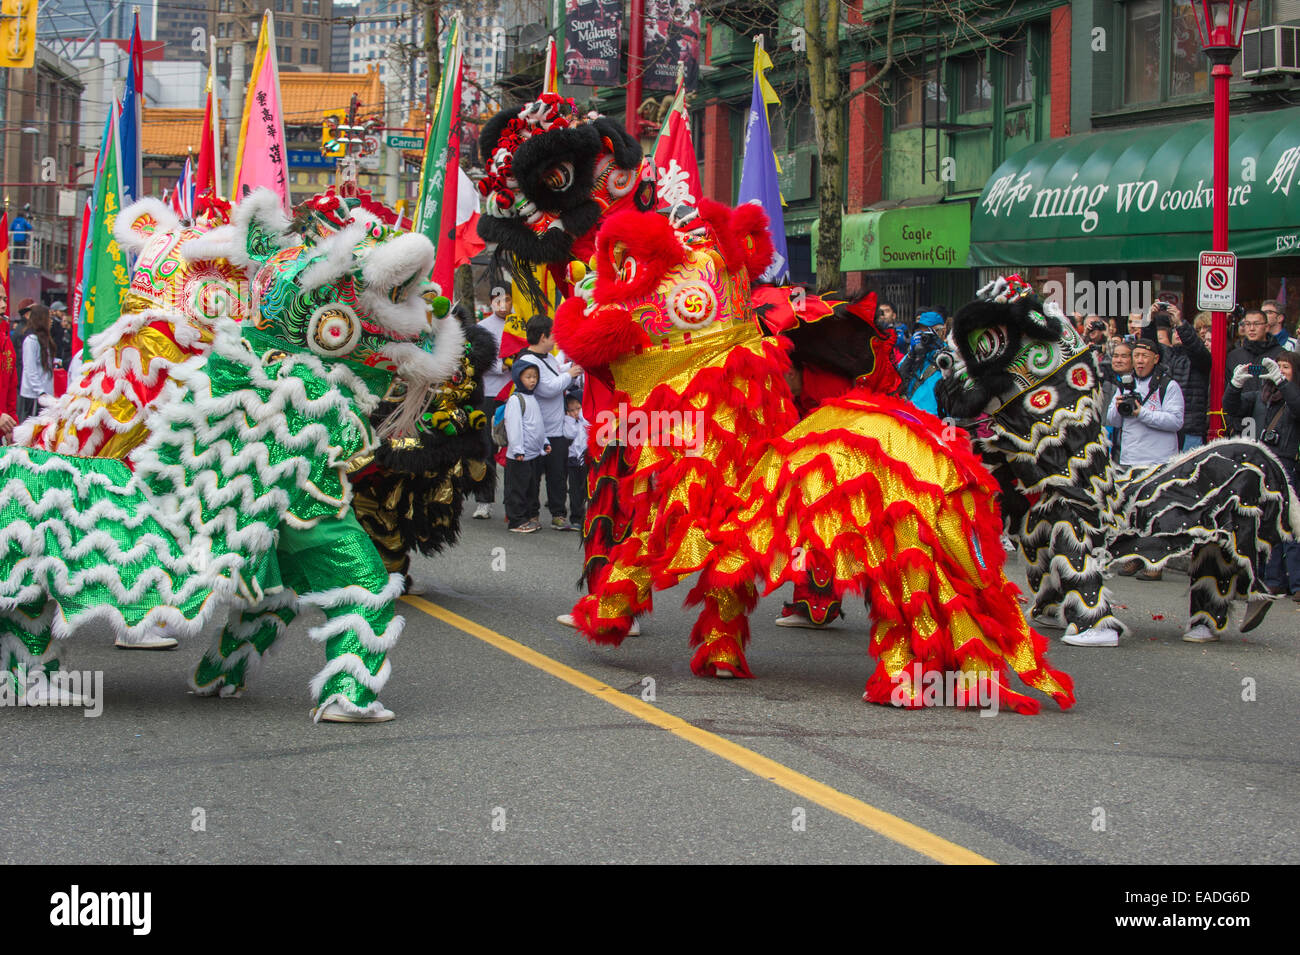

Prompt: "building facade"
[0,46,85,305]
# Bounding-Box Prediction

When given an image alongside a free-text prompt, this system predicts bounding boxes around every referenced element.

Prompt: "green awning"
[812,201,971,271]
[969,107,1300,266]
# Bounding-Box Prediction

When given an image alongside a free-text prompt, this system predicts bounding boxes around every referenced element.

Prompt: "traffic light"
[0,0,39,69]
[321,109,346,158]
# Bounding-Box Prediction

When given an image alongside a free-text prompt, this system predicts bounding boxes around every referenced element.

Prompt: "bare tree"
[705,0,1010,291]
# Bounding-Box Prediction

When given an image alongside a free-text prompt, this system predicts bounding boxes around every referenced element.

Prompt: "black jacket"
[1225,336,1288,432]
[1169,322,1210,440]
[1223,376,1300,486]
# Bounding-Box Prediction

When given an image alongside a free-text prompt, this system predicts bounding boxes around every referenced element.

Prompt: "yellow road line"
[403,595,996,865]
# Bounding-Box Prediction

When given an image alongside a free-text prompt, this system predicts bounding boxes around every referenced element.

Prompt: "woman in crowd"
[17,302,55,421]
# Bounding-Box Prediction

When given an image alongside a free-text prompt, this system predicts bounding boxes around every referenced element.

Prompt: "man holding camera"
[1107,339,1184,468]
[1108,339,1184,580]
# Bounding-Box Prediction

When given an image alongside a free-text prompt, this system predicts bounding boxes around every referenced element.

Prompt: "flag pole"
[210,41,222,199]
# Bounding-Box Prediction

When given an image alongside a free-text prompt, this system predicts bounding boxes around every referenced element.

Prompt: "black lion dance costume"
[936,275,1300,645]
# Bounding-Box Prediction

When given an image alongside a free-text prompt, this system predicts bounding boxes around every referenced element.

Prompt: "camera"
[1115,374,1140,417]
[1261,429,1280,446]
[1153,302,1169,313]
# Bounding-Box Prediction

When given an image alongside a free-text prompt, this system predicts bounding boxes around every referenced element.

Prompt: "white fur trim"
[300,221,368,291]
[114,197,183,253]
[227,188,296,271]
[309,654,391,699]
[357,232,437,338]
[298,574,405,610]
[178,225,238,263]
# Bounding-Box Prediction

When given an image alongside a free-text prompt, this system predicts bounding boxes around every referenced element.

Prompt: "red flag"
[196,87,217,199]
[431,58,464,293]
[652,82,703,210]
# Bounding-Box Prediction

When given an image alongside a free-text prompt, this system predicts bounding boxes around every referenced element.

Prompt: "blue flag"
[736,42,788,284]
[119,12,144,204]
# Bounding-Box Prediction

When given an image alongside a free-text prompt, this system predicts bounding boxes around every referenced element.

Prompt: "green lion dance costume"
[0,189,464,722]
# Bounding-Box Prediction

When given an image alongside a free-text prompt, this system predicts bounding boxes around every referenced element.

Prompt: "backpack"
[491,393,527,447]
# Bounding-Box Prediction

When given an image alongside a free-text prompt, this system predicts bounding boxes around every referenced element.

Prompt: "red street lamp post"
[1195,0,1251,440]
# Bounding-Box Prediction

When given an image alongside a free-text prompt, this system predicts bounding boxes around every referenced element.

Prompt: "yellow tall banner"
[0,0,39,68]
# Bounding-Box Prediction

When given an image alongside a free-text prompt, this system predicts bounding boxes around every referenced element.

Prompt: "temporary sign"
[1197,250,1237,311]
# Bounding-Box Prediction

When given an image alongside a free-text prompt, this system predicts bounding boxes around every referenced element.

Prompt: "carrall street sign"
[386,134,425,150]
[1197,251,1237,311]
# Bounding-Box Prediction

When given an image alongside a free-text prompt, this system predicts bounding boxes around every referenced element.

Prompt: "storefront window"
[1005,41,1035,105]
[1124,0,1163,104]
[958,54,992,112]
[893,72,947,128]
[1170,0,1208,96]
[1125,0,1268,105]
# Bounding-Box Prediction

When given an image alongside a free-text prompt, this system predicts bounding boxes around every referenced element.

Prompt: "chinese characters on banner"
[642,0,701,92]
[564,0,622,86]
[232,12,289,212]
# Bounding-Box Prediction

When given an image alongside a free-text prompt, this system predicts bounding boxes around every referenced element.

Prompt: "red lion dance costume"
[555,200,1075,714]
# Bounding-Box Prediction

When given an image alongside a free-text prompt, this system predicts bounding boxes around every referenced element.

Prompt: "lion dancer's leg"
[1026,497,1125,646]
[275,513,404,722]
[190,592,298,699]
[863,507,1075,714]
[684,554,759,678]
[1186,543,1235,642]
[567,443,653,642]
[0,598,84,704]
[570,533,655,644]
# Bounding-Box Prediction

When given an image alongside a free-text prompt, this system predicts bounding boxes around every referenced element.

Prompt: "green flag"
[414,18,461,269]
[83,102,128,360]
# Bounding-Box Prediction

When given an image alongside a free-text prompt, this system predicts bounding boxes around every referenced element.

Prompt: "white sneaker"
[115,628,179,650]
[1061,626,1120,647]
[714,668,735,679]
[315,700,395,723]
[1182,624,1220,644]
[556,613,640,636]
[774,612,829,629]
[472,503,492,520]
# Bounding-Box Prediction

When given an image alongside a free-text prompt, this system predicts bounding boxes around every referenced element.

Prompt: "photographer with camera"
[897,310,946,415]
[1107,337,1184,466]
[1108,338,1184,580]
[1223,352,1300,599]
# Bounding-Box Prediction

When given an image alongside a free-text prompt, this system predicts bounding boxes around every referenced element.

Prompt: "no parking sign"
[1197,251,1237,312]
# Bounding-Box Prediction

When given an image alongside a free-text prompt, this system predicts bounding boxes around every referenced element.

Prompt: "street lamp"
[1194,0,1251,440]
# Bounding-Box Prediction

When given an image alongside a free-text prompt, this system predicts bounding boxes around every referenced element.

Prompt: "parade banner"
[0,211,9,317]
[736,38,788,283]
[642,0,701,92]
[651,75,702,210]
[564,0,621,86]
[232,12,289,212]
[195,50,222,212]
[83,102,127,359]
[119,11,144,203]
[415,15,463,294]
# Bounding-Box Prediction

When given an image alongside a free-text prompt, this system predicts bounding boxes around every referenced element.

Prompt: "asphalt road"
[3,481,1297,865]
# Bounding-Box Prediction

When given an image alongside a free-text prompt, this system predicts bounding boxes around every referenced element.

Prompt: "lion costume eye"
[307,303,362,357]
[543,162,575,192]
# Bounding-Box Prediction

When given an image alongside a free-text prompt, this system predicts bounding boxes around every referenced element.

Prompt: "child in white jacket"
[504,363,549,532]
[561,394,589,532]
